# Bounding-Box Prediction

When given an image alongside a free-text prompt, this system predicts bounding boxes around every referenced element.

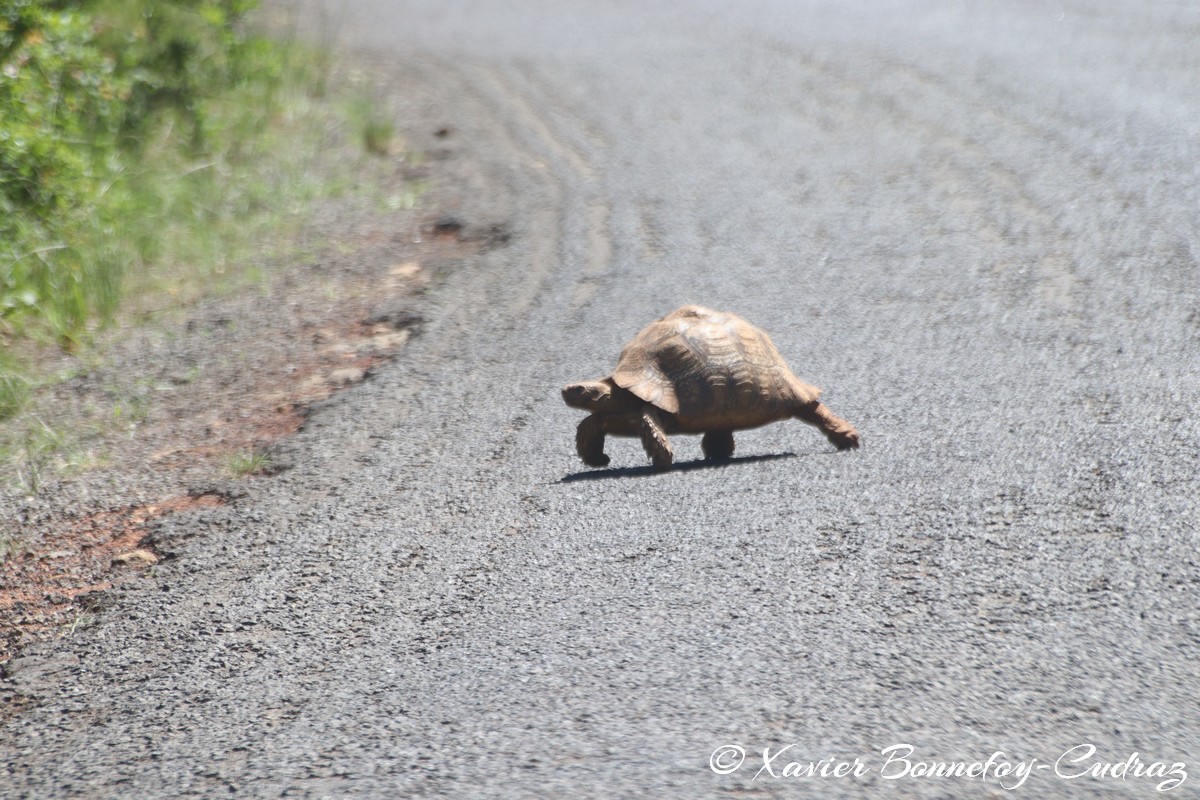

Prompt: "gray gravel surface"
[4,1,1199,797]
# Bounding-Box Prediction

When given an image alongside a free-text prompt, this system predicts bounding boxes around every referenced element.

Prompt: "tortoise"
[562,305,859,469]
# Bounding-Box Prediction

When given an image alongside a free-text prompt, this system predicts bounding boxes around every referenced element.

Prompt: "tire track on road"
[469,63,615,312]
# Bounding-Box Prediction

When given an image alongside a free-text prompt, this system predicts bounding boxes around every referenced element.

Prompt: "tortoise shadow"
[558,451,798,483]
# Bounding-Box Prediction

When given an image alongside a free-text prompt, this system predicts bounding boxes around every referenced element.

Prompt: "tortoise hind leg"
[795,400,860,450]
[576,415,611,467]
[639,406,673,469]
[701,430,735,461]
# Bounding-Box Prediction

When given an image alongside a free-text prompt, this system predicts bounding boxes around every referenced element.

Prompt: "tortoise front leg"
[701,430,735,460]
[640,405,674,469]
[576,414,611,467]
[795,401,860,451]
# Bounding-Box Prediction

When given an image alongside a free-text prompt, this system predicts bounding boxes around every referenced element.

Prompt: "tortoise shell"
[611,306,821,429]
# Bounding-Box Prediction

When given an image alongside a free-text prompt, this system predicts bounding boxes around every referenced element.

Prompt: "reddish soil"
[1,492,226,645]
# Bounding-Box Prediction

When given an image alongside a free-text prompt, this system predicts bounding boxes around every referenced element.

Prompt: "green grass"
[0,528,23,562]
[227,450,272,477]
[96,42,339,319]
[0,9,437,495]
[1,414,67,496]
[348,95,398,156]
[0,4,350,351]
[64,612,97,636]
[383,179,431,212]
[0,366,31,422]
[2,1,282,350]
[0,26,358,491]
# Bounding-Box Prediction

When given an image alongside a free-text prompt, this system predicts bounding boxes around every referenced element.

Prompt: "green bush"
[0,0,268,348]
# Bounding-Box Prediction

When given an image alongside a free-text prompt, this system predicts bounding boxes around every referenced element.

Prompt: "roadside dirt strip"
[0,52,503,665]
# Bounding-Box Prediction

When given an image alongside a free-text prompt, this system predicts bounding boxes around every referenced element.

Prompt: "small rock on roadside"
[389,261,423,279]
[327,367,367,388]
[113,549,159,566]
[364,330,410,355]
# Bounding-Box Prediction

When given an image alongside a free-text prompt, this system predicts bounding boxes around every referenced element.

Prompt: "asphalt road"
[4,1,1199,797]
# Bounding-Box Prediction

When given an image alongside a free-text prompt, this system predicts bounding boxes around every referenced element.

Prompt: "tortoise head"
[565,377,642,412]
[562,379,614,411]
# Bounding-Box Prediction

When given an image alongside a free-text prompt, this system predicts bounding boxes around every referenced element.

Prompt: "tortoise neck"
[603,380,644,413]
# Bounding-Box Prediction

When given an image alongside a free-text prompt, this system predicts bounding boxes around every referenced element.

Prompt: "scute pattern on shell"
[611,306,821,420]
